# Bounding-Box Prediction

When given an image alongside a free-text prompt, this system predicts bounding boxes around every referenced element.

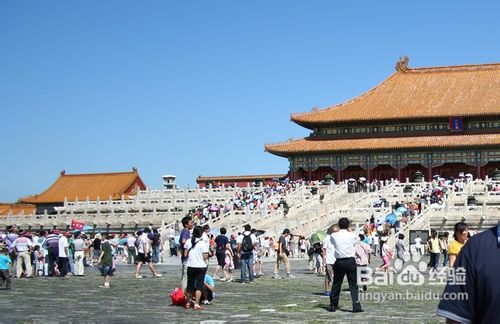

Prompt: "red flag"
[71,219,85,231]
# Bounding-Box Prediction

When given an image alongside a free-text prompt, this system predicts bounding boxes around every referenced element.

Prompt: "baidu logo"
[357,252,466,286]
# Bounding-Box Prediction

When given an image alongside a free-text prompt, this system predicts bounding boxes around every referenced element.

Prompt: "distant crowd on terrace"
[184,179,304,225]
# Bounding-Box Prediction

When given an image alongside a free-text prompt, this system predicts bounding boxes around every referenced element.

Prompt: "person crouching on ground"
[201,273,215,305]
[184,226,210,310]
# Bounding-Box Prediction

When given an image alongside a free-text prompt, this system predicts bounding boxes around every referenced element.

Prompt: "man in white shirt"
[126,234,137,264]
[134,228,162,279]
[328,217,363,313]
[322,224,339,296]
[58,232,71,277]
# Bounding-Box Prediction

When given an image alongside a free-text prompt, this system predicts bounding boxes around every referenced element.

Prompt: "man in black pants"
[329,217,363,313]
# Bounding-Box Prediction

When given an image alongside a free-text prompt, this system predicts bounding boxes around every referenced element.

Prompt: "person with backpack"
[236,224,257,284]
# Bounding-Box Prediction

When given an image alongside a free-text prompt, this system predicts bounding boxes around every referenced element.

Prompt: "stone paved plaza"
[0,258,444,323]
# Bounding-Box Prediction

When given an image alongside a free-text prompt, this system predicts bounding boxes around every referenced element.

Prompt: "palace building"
[265,58,500,182]
[19,168,146,214]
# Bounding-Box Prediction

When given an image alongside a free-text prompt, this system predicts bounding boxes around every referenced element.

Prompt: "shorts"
[93,250,101,259]
[216,250,226,267]
[100,265,114,276]
[187,267,207,292]
[325,264,334,282]
[137,252,151,263]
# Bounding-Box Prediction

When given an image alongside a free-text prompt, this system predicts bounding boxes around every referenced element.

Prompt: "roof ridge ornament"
[395,56,410,72]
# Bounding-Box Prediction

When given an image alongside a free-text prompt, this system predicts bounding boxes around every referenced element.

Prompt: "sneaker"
[154,273,163,278]
[324,291,331,296]
[135,275,143,279]
[287,274,295,278]
[273,274,281,279]
[258,272,264,276]
[219,278,226,282]
[99,282,110,288]
[201,300,211,305]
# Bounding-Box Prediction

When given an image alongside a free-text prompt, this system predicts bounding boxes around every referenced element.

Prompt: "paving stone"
[0,258,444,322]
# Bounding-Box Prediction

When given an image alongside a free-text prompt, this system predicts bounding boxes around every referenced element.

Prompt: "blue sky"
[1,1,498,202]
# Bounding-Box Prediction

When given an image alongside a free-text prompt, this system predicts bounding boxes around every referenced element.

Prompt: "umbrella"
[465,173,473,178]
[359,177,367,181]
[396,206,407,213]
[347,178,356,182]
[385,213,397,225]
[209,227,220,236]
[253,229,266,237]
[209,205,219,212]
[309,230,327,245]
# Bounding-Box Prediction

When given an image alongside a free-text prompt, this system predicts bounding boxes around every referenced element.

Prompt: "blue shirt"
[437,226,500,323]
[0,254,12,270]
[180,229,191,262]
[204,274,215,288]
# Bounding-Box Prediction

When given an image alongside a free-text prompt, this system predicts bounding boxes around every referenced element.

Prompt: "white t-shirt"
[201,232,209,243]
[127,237,136,248]
[322,234,336,265]
[331,229,358,259]
[415,237,422,248]
[236,231,257,245]
[58,236,69,258]
[137,234,150,254]
[184,238,209,268]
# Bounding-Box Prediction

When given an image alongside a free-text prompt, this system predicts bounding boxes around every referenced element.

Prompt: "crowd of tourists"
[184,179,304,225]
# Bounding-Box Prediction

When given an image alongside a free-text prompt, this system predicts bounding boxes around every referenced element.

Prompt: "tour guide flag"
[71,219,93,231]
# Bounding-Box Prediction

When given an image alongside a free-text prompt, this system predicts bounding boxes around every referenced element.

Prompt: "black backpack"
[241,233,254,253]
[134,237,141,248]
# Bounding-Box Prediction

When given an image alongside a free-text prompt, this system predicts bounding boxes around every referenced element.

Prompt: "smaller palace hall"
[265,58,500,182]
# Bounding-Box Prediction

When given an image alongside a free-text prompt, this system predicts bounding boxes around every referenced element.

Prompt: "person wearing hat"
[45,229,60,277]
[11,232,33,278]
[72,232,85,276]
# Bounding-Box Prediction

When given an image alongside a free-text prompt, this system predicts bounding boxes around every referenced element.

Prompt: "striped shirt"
[45,234,60,248]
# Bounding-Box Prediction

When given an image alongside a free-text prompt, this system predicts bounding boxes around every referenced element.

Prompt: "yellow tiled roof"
[291,62,500,127]
[0,203,36,216]
[265,134,500,156]
[196,174,287,182]
[19,170,146,204]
